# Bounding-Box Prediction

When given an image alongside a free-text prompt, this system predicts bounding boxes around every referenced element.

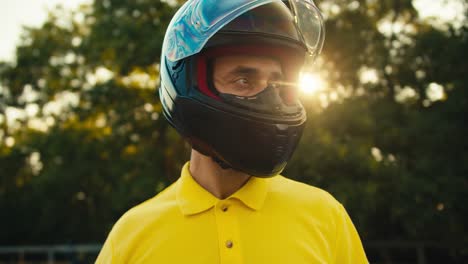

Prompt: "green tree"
[0,0,186,244]
[285,0,468,260]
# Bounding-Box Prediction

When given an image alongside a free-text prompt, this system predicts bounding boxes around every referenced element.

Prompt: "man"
[97,0,368,263]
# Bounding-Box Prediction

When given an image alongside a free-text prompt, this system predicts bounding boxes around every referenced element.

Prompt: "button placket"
[214,200,243,263]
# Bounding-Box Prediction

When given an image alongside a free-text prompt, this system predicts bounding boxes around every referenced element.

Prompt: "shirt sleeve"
[333,203,369,264]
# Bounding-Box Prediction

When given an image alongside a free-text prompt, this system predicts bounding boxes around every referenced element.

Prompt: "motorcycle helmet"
[159,0,325,177]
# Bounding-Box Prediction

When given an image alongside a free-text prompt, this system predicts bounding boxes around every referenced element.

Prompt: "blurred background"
[0,0,467,263]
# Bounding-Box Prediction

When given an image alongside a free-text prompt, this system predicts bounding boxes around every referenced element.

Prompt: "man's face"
[213,55,283,97]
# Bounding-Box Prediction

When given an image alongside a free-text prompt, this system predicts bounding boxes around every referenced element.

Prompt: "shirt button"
[221,205,229,212]
[225,240,233,248]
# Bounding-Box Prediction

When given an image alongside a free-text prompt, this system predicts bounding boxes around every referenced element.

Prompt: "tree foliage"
[0,0,467,261]
[285,0,468,256]
[0,0,186,244]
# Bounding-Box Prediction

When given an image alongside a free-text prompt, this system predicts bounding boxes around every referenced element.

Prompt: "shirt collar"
[176,162,270,216]
[231,175,269,211]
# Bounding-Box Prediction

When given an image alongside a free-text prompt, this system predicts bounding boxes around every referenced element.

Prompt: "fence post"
[19,250,25,264]
[416,245,426,264]
[47,249,55,264]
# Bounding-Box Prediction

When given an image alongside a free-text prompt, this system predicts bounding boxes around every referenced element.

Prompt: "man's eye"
[234,78,249,86]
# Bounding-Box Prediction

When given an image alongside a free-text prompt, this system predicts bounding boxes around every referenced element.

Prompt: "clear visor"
[163,0,325,62]
[290,0,325,60]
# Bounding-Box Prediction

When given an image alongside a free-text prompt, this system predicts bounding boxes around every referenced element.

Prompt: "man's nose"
[254,79,271,93]
[259,79,269,88]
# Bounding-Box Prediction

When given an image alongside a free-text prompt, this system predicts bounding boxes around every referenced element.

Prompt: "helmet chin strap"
[212,156,232,170]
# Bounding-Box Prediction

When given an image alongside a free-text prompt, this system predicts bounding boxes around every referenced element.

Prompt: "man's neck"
[189,149,251,199]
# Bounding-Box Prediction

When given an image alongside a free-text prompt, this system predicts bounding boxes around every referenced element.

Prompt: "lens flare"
[300,72,326,95]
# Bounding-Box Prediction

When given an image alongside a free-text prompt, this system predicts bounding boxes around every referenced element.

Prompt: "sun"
[299,72,327,95]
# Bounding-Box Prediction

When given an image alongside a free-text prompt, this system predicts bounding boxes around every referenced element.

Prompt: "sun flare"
[299,72,327,95]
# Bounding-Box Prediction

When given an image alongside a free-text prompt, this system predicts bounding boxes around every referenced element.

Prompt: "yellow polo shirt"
[96,163,368,263]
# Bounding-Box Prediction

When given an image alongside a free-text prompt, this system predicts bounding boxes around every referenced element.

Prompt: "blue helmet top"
[162,0,324,62]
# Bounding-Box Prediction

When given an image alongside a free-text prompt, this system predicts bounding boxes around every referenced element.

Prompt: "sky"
[0,0,466,62]
[0,0,90,62]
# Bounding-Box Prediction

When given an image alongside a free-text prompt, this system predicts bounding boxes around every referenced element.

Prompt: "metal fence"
[0,241,466,264]
[0,244,101,264]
